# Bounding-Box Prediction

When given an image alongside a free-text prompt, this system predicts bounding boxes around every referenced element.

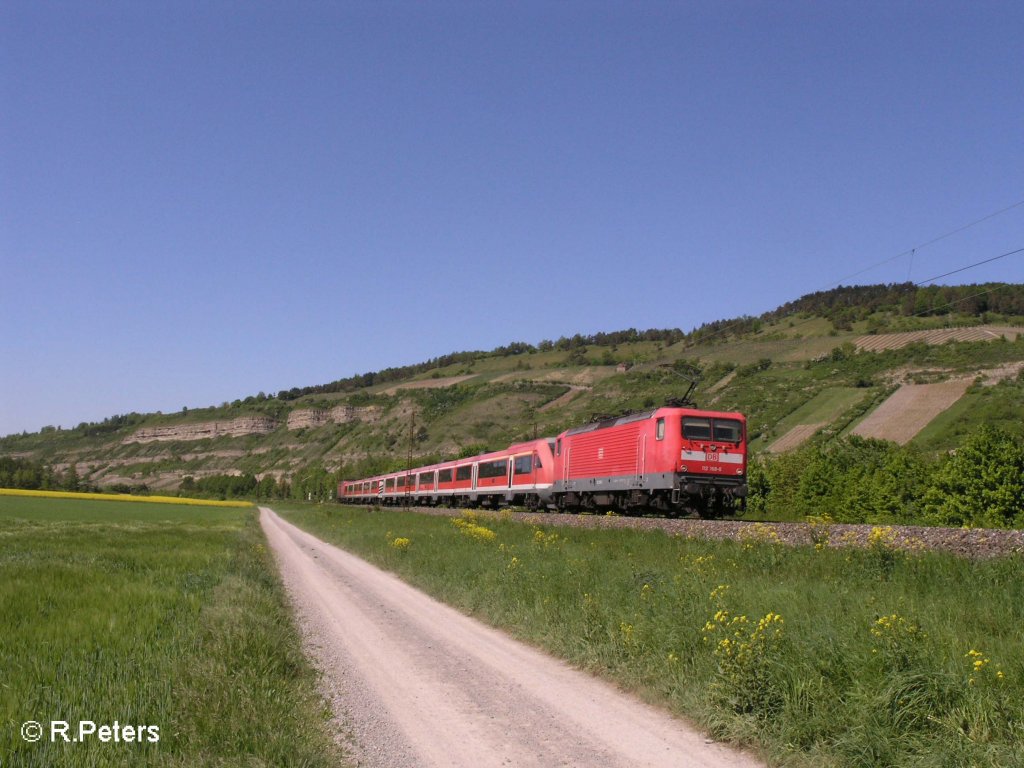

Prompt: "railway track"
[366,505,1024,559]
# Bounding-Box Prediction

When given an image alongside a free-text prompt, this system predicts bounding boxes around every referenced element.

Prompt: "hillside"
[3,283,1024,498]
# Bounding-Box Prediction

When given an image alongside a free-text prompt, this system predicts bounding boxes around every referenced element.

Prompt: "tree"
[922,426,1024,528]
[290,463,333,501]
[256,474,278,500]
[62,463,80,492]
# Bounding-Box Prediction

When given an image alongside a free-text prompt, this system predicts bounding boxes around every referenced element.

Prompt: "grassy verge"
[278,503,1024,768]
[0,496,346,767]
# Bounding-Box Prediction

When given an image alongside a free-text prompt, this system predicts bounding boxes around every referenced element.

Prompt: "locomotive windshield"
[682,417,711,441]
[682,417,743,444]
[712,419,743,444]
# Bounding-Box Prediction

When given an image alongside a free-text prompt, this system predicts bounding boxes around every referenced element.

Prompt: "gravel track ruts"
[390,506,1024,560]
[260,507,764,768]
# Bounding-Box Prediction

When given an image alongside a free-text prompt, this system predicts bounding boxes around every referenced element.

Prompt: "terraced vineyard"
[854,325,1022,351]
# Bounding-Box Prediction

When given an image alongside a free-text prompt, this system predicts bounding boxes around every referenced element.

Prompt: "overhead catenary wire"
[913,247,1024,286]
[682,197,1024,351]
[819,197,1024,290]
[678,243,1022,367]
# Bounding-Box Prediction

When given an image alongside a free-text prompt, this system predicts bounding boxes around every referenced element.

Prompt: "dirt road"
[259,508,763,768]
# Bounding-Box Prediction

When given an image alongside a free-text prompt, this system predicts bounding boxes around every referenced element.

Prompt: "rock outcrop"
[124,404,385,443]
[286,409,332,430]
[125,416,280,443]
[287,405,382,430]
[332,405,382,424]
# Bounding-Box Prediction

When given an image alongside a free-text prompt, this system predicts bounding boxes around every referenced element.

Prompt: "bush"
[752,437,935,524]
[921,426,1024,528]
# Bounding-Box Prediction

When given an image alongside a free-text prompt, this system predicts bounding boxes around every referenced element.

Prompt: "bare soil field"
[850,378,972,444]
[978,360,1024,384]
[494,368,617,387]
[382,375,479,395]
[538,384,587,412]
[765,422,827,453]
[260,507,763,768]
[706,371,736,394]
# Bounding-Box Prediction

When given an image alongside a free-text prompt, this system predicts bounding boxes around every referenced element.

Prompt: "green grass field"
[0,496,346,767]
[279,503,1024,768]
[749,387,870,452]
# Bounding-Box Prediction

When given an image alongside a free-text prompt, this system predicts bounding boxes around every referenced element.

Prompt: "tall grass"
[0,496,346,767]
[280,504,1024,768]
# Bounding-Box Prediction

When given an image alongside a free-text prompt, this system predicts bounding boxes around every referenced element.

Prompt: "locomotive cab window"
[655,417,665,441]
[682,417,712,441]
[713,419,743,444]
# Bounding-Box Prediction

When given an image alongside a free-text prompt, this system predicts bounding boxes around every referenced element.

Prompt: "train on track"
[338,402,748,518]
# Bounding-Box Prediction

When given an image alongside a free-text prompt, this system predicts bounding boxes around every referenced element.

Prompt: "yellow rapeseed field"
[0,488,252,508]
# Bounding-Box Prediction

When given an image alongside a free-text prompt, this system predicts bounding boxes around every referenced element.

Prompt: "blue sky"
[2,1,1022,436]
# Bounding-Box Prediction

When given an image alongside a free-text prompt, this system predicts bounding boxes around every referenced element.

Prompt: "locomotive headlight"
[680,465,687,473]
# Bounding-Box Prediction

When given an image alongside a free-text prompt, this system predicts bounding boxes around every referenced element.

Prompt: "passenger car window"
[477,459,508,479]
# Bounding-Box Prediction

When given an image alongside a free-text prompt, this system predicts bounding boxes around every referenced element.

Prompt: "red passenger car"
[338,439,555,509]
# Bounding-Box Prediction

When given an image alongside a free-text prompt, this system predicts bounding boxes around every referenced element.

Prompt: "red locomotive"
[338,402,747,518]
[550,405,746,517]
